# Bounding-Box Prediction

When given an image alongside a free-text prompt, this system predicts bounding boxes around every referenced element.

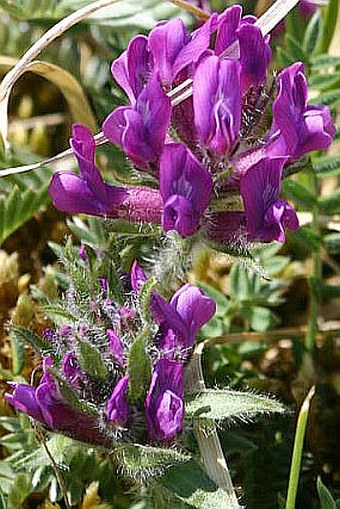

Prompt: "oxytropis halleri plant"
[6,257,215,446]
[48,4,335,250]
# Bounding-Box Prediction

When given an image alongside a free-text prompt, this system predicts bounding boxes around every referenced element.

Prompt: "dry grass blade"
[0,57,97,135]
[167,0,210,20]
[0,0,121,150]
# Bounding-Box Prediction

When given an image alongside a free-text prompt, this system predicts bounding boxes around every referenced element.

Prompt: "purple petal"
[130,260,147,293]
[240,157,298,242]
[194,56,241,157]
[160,143,212,237]
[145,358,184,442]
[148,18,189,87]
[271,63,335,159]
[49,172,126,216]
[5,384,44,423]
[106,375,130,426]
[103,75,171,171]
[237,23,271,94]
[107,329,125,366]
[150,292,189,340]
[215,5,242,56]
[62,352,84,388]
[170,283,216,339]
[111,35,152,104]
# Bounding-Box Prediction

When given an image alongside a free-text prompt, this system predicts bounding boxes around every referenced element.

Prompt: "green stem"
[285,386,315,509]
[305,166,322,351]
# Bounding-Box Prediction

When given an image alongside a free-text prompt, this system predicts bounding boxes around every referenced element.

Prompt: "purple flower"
[130,260,147,293]
[107,329,125,366]
[145,358,184,442]
[214,5,271,93]
[49,124,127,216]
[106,375,130,426]
[111,35,153,104]
[49,125,164,223]
[148,15,217,89]
[62,352,84,388]
[240,157,299,242]
[270,63,336,160]
[5,358,108,446]
[193,56,241,157]
[151,284,216,359]
[103,75,171,173]
[160,143,213,237]
[237,23,271,94]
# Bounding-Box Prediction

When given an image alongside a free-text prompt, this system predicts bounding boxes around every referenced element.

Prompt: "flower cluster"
[6,261,215,445]
[49,4,335,247]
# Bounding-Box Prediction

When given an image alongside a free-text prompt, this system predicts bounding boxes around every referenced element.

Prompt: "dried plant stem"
[0,0,120,103]
[186,343,240,508]
[285,386,315,509]
[167,0,210,20]
[0,0,121,150]
[204,322,340,346]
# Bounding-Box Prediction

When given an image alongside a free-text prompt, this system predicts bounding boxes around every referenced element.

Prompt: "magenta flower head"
[48,6,335,248]
[145,358,184,442]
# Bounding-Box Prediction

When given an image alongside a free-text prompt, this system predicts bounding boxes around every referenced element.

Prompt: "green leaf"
[317,0,339,54]
[139,276,157,322]
[115,444,190,480]
[303,11,323,56]
[10,326,53,356]
[127,329,151,405]
[314,156,340,178]
[7,473,31,509]
[311,55,340,69]
[282,180,317,210]
[0,485,6,509]
[311,89,340,107]
[161,460,237,509]
[185,389,286,423]
[277,47,295,67]
[285,34,307,63]
[317,476,336,509]
[229,264,251,301]
[0,177,50,245]
[9,331,25,376]
[319,189,340,214]
[240,306,280,332]
[78,341,108,381]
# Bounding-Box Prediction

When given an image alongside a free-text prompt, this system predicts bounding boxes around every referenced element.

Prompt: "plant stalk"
[285,386,315,509]
[186,343,241,508]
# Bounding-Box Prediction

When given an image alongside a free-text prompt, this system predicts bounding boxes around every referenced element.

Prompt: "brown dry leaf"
[79,481,112,509]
